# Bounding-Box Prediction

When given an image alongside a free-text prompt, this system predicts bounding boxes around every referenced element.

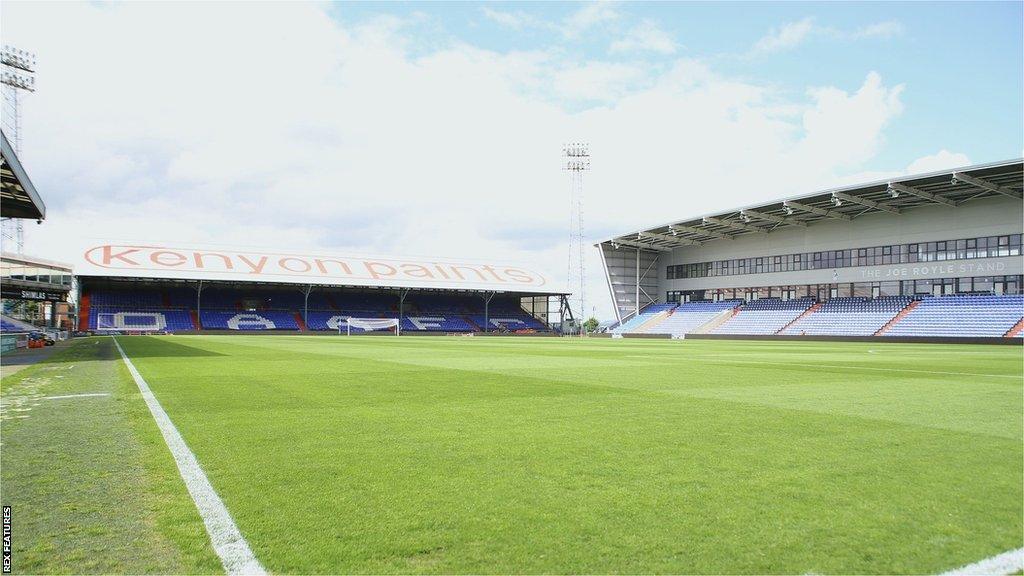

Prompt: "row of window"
[1,268,74,286]
[666,234,1022,279]
[666,275,1024,302]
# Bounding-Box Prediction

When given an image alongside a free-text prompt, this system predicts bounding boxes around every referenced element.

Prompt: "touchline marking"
[112,338,266,575]
[43,393,110,400]
[939,547,1023,576]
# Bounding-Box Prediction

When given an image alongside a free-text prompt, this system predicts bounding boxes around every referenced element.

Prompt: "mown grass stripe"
[113,337,266,575]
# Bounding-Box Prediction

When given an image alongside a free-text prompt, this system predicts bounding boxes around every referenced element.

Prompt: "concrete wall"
[601,244,660,322]
[657,196,1023,296]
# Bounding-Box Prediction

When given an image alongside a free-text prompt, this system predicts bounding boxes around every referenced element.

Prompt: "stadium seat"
[782,296,912,336]
[91,309,195,332]
[0,314,36,333]
[468,314,545,331]
[883,294,1024,337]
[641,300,742,336]
[200,311,299,330]
[85,287,551,333]
[609,303,678,334]
[403,316,476,332]
[712,298,816,335]
[89,290,164,309]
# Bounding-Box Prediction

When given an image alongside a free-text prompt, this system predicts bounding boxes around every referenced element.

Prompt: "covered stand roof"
[600,159,1023,252]
[1,130,45,220]
[75,242,568,295]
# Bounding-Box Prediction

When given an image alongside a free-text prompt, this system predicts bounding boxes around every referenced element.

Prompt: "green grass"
[0,338,220,574]
[4,335,1023,574]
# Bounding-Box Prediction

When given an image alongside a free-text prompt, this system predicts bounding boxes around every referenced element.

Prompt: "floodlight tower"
[1,45,37,253]
[563,143,589,334]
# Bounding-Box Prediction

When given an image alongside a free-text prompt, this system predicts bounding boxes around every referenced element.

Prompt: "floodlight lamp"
[831,196,843,207]
[950,177,959,186]
[887,186,899,199]
[783,205,794,216]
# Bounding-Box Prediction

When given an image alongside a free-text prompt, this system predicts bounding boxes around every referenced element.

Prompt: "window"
[965,238,977,259]
[657,234,1018,280]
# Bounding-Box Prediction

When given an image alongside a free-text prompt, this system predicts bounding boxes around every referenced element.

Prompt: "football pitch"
[1,335,1021,574]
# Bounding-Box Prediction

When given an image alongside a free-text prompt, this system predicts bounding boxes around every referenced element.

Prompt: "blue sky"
[3,1,1022,319]
[327,1,1023,170]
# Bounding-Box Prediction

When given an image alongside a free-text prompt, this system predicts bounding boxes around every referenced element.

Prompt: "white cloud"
[610,20,677,55]
[828,150,973,190]
[852,20,904,39]
[481,7,544,30]
[798,72,905,169]
[752,17,815,54]
[552,61,650,101]
[562,2,620,39]
[751,17,904,55]
[481,3,620,40]
[4,3,912,320]
[904,150,971,174]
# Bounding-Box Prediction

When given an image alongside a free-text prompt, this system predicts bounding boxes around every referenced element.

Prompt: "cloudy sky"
[2,1,1022,320]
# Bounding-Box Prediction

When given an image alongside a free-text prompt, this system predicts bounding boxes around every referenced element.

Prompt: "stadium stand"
[781,296,912,336]
[469,313,545,332]
[83,287,549,333]
[642,300,742,336]
[608,303,677,334]
[304,313,378,333]
[0,314,37,332]
[882,294,1024,338]
[199,311,300,331]
[608,294,1024,339]
[1008,318,1024,338]
[404,316,477,332]
[91,310,195,332]
[712,298,816,335]
[90,290,164,309]
[84,284,1022,338]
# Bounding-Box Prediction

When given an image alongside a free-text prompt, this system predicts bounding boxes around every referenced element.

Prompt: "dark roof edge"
[1,130,45,219]
[594,157,1023,246]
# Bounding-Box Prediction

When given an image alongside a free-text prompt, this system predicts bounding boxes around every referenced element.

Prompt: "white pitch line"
[112,338,266,575]
[43,393,110,400]
[940,547,1024,576]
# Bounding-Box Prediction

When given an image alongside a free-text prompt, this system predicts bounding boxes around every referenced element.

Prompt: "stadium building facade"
[1,129,72,344]
[73,243,571,335]
[598,159,1024,339]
